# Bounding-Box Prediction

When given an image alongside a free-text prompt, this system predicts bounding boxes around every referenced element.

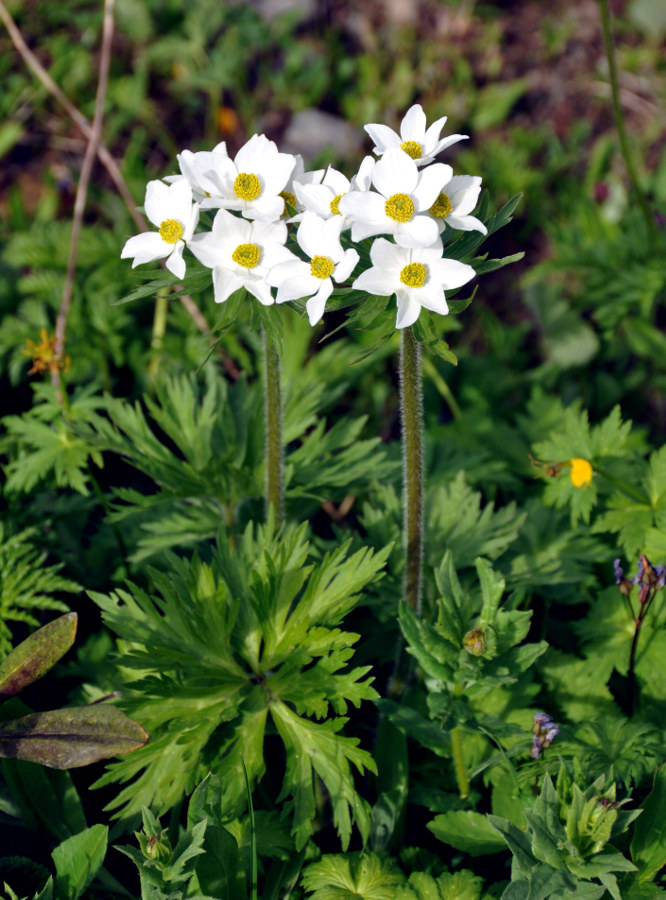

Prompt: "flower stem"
[263,326,283,526]
[148,289,169,382]
[450,725,469,799]
[598,0,659,243]
[400,326,424,612]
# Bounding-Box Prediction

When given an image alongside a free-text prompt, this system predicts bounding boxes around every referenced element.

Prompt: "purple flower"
[531,712,560,759]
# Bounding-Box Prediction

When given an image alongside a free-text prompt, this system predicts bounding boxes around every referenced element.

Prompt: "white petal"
[267,258,310,288]
[364,123,401,153]
[121,232,169,266]
[144,181,172,228]
[338,191,386,225]
[246,277,275,305]
[212,207,250,240]
[234,133,275,171]
[261,153,297,195]
[449,175,482,216]
[350,156,376,191]
[261,242,295,270]
[417,284,449,316]
[322,167,351,192]
[369,237,407,271]
[333,248,359,283]
[395,292,421,329]
[189,233,227,269]
[276,273,319,302]
[395,215,439,248]
[432,134,468,155]
[212,267,243,303]
[295,182,335,217]
[353,267,398,296]
[351,219,392,242]
[430,258,476,290]
[305,280,333,324]
[400,104,426,141]
[423,114,448,150]
[169,177,195,221]
[298,211,328,257]
[372,148,418,197]
[413,163,453,210]
[243,195,284,222]
[165,243,186,279]
[446,214,487,234]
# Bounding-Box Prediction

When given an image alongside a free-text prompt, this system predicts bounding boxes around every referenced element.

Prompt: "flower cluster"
[530,711,560,760]
[121,106,486,329]
[614,554,665,603]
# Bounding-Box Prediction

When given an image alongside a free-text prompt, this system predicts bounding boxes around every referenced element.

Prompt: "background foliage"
[1,0,666,898]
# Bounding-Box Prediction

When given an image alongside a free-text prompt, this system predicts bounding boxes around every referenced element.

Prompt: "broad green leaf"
[51,824,108,900]
[0,705,147,768]
[632,766,666,882]
[428,810,507,856]
[301,852,404,900]
[0,613,77,699]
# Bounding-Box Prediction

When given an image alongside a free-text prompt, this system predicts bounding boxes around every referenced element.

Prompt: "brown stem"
[52,0,115,405]
[0,0,232,363]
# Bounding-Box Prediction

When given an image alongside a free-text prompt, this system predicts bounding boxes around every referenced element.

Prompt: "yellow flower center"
[159,219,184,244]
[400,140,423,160]
[400,262,427,288]
[330,193,343,215]
[310,255,335,280]
[569,458,593,488]
[430,192,452,219]
[233,172,262,201]
[232,242,261,269]
[385,193,415,223]
[280,190,296,213]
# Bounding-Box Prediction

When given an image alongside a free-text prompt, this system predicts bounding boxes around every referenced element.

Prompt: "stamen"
[280,190,297,213]
[310,255,335,280]
[232,242,261,269]
[159,219,184,243]
[330,193,344,216]
[400,262,427,288]
[385,193,414,223]
[234,173,262,201]
[400,140,422,160]
[430,193,452,219]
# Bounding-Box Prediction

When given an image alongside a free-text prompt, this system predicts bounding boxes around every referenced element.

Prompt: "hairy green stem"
[263,327,284,525]
[148,289,169,381]
[400,327,424,612]
[599,0,658,243]
[450,725,469,799]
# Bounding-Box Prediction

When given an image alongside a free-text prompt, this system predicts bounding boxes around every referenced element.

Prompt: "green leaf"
[632,766,666,882]
[0,613,77,699]
[428,810,507,856]
[301,853,404,900]
[51,824,108,900]
[0,705,148,768]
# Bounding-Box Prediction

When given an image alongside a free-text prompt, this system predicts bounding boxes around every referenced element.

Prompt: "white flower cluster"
[121,106,487,329]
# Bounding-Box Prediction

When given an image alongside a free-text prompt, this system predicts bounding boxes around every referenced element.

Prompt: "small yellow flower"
[23,329,70,376]
[569,457,593,488]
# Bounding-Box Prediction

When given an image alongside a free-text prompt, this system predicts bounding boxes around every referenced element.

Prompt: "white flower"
[189,208,294,305]
[427,174,487,234]
[365,104,468,167]
[197,133,296,221]
[352,237,475,329]
[164,142,229,203]
[279,154,324,216]
[338,147,451,248]
[267,212,359,325]
[120,179,199,279]
[293,157,375,228]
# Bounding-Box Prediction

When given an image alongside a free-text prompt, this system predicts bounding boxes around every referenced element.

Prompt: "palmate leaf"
[301,852,404,900]
[91,521,388,848]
